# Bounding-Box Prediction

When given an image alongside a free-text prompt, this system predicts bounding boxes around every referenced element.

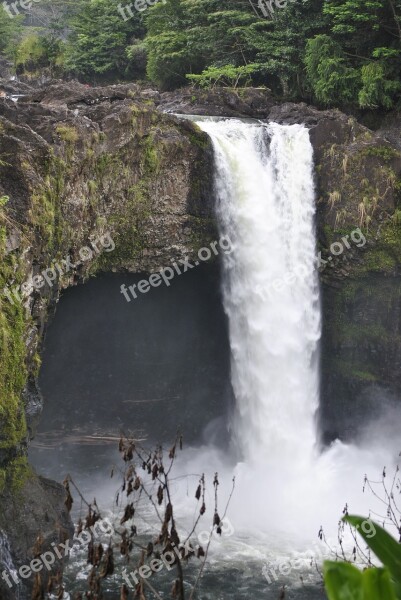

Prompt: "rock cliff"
[0,82,401,596]
[0,80,214,599]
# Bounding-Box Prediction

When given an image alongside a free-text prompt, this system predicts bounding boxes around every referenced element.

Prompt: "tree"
[145,0,327,97]
[13,32,65,76]
[187,63,261,88]
[0,5,23,56]
[64,0,145,81]
[305,34,360,105]
[305,0,401,108]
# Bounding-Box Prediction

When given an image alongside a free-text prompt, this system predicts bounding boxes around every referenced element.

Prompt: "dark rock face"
[320,276,401,443]
[0,80,215,592]
[0,476,73,600]
[0,473,74,600]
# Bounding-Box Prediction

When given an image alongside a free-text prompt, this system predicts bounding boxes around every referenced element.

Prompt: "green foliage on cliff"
[0,456,33,494]
[0,204,28,453]
[143,0,401,107]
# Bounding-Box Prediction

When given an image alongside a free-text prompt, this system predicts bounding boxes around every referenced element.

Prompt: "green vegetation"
[3,0,399,110]
[0,199,28,454]
[324,515,401,600]
[0,4,22,56]
[64,0,145,79]
[0,456,33,494]
[360,145,401,161]
[56,124,79,144]
[13,33,65,75]
[354,219,401,274]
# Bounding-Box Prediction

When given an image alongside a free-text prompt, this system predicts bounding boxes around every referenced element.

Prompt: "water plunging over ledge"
[30,118,399,599]
[196,119,321,466]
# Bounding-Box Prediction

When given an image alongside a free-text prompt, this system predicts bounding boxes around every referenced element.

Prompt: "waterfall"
[194,119,396,541]
[196,119,321,467]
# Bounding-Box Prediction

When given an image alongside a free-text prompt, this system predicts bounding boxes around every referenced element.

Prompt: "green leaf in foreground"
[362,567,398,600]
[324,561,397,600]
[324,561,364,600]
[343,515,401,587]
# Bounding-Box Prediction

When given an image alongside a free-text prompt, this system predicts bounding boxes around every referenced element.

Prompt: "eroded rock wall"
[0,81,214,598]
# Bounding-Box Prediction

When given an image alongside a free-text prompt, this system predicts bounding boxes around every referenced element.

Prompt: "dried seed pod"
[120,584,129,600]
[64,481,74,513]
[120,503,135,525]
[170,526,180,547]
[76,518,83,536]
[157,485,163,505]
[31,572,44,600]
[94,543,104,566]
[165,503,173,523]
[33,533,44,558]
[171,579,180,598]
[99,545,114,578]
[87,541,94,565]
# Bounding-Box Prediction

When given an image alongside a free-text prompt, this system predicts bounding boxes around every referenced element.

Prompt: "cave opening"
[29,264,232,485]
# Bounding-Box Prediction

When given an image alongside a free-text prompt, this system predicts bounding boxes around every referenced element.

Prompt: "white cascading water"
[194,119,398,543]
[198,120,320,468]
